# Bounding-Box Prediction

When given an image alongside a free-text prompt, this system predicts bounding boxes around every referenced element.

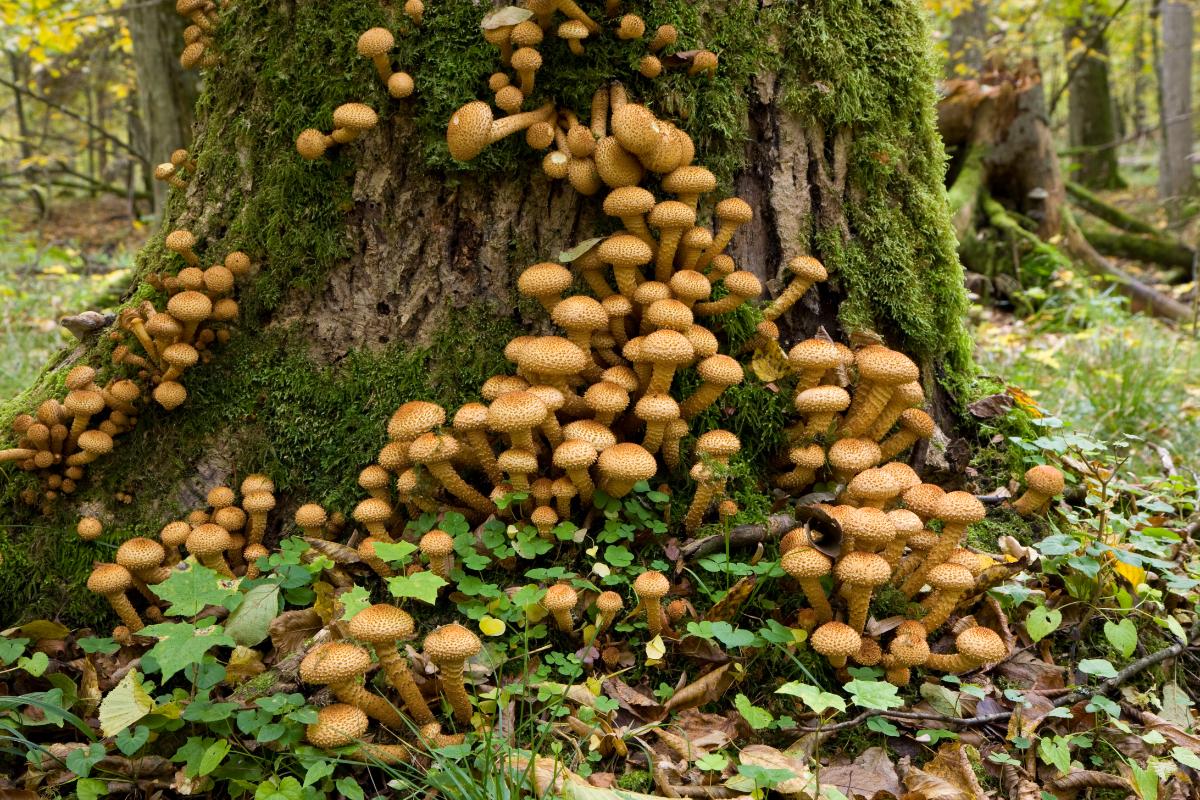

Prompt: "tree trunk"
[946,0,990,78]
[0,0,974,626]
[1156,0,1194,224]
[126,0,198,212]
[1065,10,1125,190]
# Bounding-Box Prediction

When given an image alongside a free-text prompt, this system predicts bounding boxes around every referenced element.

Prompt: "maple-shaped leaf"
[387,571,447,605]
[845,679,904,711]
[140,618,235,682]
[153,563,237,617]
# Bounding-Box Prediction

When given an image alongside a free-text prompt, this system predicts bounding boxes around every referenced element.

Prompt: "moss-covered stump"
[0,0,975,626]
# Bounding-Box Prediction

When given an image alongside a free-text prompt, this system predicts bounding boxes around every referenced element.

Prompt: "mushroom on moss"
[518,262,573,311]
[347,604,435,725]
[763,256,827,322]
[300,642,407,729]
[446,100,556,162]
[357,28,396,83]
[692,271,762,317]
[154,163,187,190]
[88,563,144,632]
[409,432,497,516]
[65,429,113,467]
[1012,465,1065,517]
[648,24,677,52]
[792,386,851,440]
[689,50,718,77]
[165,229,200,267]
[424,623,483,725]
[77,517,103,541]
[296,128,334,160]
[117,537,170,585]
[615,13,644,38]
[543,583,578,632]
[558,19,588,53]
[166,290,212,344]
[900,491,985,597]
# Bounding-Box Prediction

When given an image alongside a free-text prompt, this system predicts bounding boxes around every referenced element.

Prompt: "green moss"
[966,510,1034,551]
[617,770,653,793]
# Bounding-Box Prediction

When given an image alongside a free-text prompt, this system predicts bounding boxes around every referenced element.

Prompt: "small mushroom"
[187,523,234,577]
[881,620,929,684]
[446,100,555,161]
[300,642,407,728]
[692,271,762,316]
[615,13,644,39]
[781,546,833,623]
[346,604,435,724]
[834,551,890,633]
[923,626,1007,674]
[647,200,695,282]
[811,621,861,668]
[554,439,597,504]
[357,28,396,84]
[597,442,656,498]
[648,24,677,52]
[1012,465,1065,516]
[165,230,200,267]
[694,197,753,272]
[424,623,483,725]
[77,517,103,541]
[542,583,578,632]
[792,386,851,440]
[353,497,394,540]
[420,530,456,579]
[409,432,497,516]
[591,590,624,641]
[919,563,975,633]
[88,563,143,632]
[633,570,670,637]
[558,19,588,54]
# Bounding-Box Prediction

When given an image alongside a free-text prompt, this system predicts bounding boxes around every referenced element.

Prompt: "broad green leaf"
[153,563,236,617]
[335,777,366,800]
[1127,760,1159,800]
[1170,747,1200,770]
[1037,735,1071,774]
[65,742,106,778]
[1026,605,1061,643]
[224,583,280,646]
[1078,658,1118,679]
[734,694,774,730]
[776,682,846,714]
[867,715,901,735]
[0,636,28,664]
[19,651,49,676]
[479,616,506,636]
[372,540,418,564]
[140,619,235,682]
[197,738,231,777]
[1103,619,1137,659]
[115,724,150,756]
[846,679,904,711]
[338,585,372,621]
[99,669,154,737]
[20,619,70,639]
[75,777,107,800]
[387,571,448,605]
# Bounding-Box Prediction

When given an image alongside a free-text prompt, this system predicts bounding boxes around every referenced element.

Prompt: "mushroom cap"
[640,329,694,366]
[722,270,763,298]
[585,381,630,417]
[307,703,369,749]
[510,20,544,47]
[353,497,393,526]
[204,486,234,509]
[116,537,166,572]
[177,267,205,290]
[481,375,529,401]
[225,251,251,275]
[424,623,482,663]
[526,384,565,412]
[387,400,445,441]
[600,365,640,393]
[644,299,693,332]
[596,590,624,614]
[696,429,740,459]
[203,265,235,295]
[597,233,654,266]
[835,550,891,587]
[696,354,743,387]
[846,468,898,503]
[155,162,177,182]
[789,339,842,374]
[647,199,695,230]
[662,166,716,197]
[421,530,455,558]
[145,312,182,339]
[213,506,246,532]
[296,129,329,159]
[332,103,378,131]
[633,570,670,599]
[558,18,588,39]
[518,262,573,300]
[795,385,850,415]
[907,529,939,550]
[889,620,931,666]
[65,365,96,390]
[935,491,986,526]
[77,517,103,540]
[902,483,945,518]
[519,336,588,377]
[786,255,827,282]
[243,490,276,514]
[840,507,896,549]
[348,603,415,643]
[926,563,974,592]
[788,443,826,469]
[684,324,719,359]
[187,522,232,556]
[827,438,881,474]
[488,391,548,433]
[543,583,578,612]
[811,621,862,658]
[408,431,461,464]
[165,229,196,252]
[447,101,494,161]
[241,474,276,495]
[561,420,618,451]
[669,269,712,303]
[159,520,191,547]
[598,443,657,484]
[300,642,373,685]
[554,438,599,470]
[611,104,663,155]
[897,408,935,438]
[453,402,490,432]
[886,509,924,536]
[64,389,106,417]
[166,290,212,324]
[715,196,754,225]
[295,503,327,529]
[603,186,656,217]
[1025,464,1065,496]
[76,429,114,456]
[88,563,133,594]
[878,461,921,493]
[552,295,608,331]
[634,393,679,422]
[781,546,831,579]
[892,381,926,408]
[498,447,538,475]
[601,294,633,321]
[358,465,390,492]
[955,626,1007,663]
[356,27,394,57]
[855,347,919,386]
[510,46,541,73]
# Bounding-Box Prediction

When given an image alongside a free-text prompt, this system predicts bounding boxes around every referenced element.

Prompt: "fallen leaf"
[602,677,664,722]
[968,393,1015,419]
[922,743,986,800]
[99,669,154,737]
[224,645,266,684]
[663,663,734,713]
[740,744,815,797]
[821,746,903,799]
[268,609,322,657]
[1141,710,1200,754]
[750,340,790,382]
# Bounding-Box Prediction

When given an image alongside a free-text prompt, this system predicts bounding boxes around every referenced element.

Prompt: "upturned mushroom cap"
[348,603,415,643]
[167,290,212,324]
[696,429,741,460]
[518,262,573,302]
[598,443,657,486]
[936,491,986,526]
[78,517,103,541]
[856,347,919,386]
[307,703,369,749]
[879,461,921,493]
[300,642,373,685]
[543,583,578,613]
[424,623,482,663]
[788,338,843,372]
[88,562,133,594]
[835,551,891,587]
[827,438,882,475]
[902,483,945,518]
[387,400,445,441]
[662,166,716,198]
[357,27,395,57]
[781,546,831,579]
[633,570,670,600]
[353,497,393,527]
[795,386,850,415]
[811,621,861,659]
[332,103,378,132]
[926,563,974,592]
[187,522,232,556]
[1025,464,1065,496]
[116,537,166,572]
[955,626,1007,663]
[847,468,899,504]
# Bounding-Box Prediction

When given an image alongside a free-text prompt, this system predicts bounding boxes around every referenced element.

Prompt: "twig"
[1048,0,1134,115]
[0,75,146,163]
[680,514,798,561]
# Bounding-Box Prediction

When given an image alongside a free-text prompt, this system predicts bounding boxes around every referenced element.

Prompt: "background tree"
[1154,0,1194,224]
[1064,2,1126,189]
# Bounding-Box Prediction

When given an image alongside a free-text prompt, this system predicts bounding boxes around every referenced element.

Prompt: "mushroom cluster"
[176,0,220,70]
[153,149,197,192]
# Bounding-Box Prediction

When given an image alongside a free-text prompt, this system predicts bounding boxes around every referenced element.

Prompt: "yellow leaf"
[479,615,506,636]
[1112,558,1146,589]
[645,634,665,664]
[750,340,789,382]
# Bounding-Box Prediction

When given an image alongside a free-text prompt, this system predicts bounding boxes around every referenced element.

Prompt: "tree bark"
[946,0,990,78]
[1065,9,1125,190]
[1155,0,1194,223]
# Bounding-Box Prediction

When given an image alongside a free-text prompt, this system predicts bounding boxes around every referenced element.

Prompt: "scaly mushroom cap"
[295,503,327,530]
[203,265,235,295]
[488,391,548,432]
[795,386,850,415]
[300,642,373,685]
[670,270,712,304]
[724,270,763,298]
[296,129,329,159]
[956,626,1007,663]
[879,461,921,493]
[447,101,495,161]
[601,365,639,392]
[241,473,276,495]
[64,389,106,418]
[348,603,415,643]
[662,166,716,198]
[498,447,538,474]
[788,443,826,470]
[811,621,862,660]
[187,522,232,557]
[88,562,133,594]
[585,381,629,417]
[886,509,923,537]
[165,229,196,254]
[827,438,881,475]
[510,46,541,73]
[856,347,919,386]
[788,338,842,373]
[907,529,939,551]
[65,365,97,390]
[332,103,378,132]
[889,620,930,666]
[1025,464,1065,496]
[543,583,578,613]
[611,104,662,155]
[635,393,679,423]
[203,486,233,509]
[633,570,670,600]
[787,255,827,282]
[307,703,369,749]
[161,343,200,371]
[598,443,657,486]
[696,429,740,460]
[518,262,573,302]
[558,19,588,43]
[243,490,276,515]
[598,233,654,267]
[926,563,974,593]
[847,468,899,505]
[358,465,390,494]
[453,402,490,432]
[897,408,935,438]
[835,551,891,588]
[644,299,693,332]
[160,521,191,548]
[902,483,945,519]
[76,429,114,457]
[77,517,103,541]
[715,196,754,225]
[561,420,618,450]
[781,546,831,579]
[632,281,671,307]
[554,438,599,470]
[510,20,543,47]
[167,290,212,324]
[482,375,529,400]
[841,507,896,550]
[696,354,744,388]
[647,199,695,232]
[520,336,589,378]
[387,400,445,441]
[603,186,656,218]
[409,431,463,464]
[597,590,624,614]
[421,530,455,559]
[641,329,694,367]
[353,497,393,527]
[424,623,482,663]
[116,537,166,572]
[684,325,719,359]
[552,295,608,332]
[936,491,986,526]
[155,163,178,183]
[357,27,395,57]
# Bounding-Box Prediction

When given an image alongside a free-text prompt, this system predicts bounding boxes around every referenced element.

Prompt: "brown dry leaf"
[997,650,1066,691]
[78,655,101,715]
[663,663,734,714]
[899,760,969,800]
[739,745,815,797]
[603,677,664,722]
[0,791,40,800]
[676,634,731,663]
[511,755,671,800]
[821,747,903,799]
[922,743,986,800]
[1007,691,1056,740]
[268,609,322,657]
[1000,763,1040,800]
[674,709,737,751]
[703,576,757,624]
[17,620,70,640]
[303,537,361,564]
[1141,710,1200,753]
[968,393,1015,419]
[1046,770,1131,796]
[224,645,266,684]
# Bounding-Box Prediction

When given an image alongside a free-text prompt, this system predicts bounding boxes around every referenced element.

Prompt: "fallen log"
[1080,225,1195,271]
[1066,180,1161,236]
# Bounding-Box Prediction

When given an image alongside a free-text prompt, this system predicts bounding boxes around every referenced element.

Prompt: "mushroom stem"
[642,597,665,636]
[920,588,967,633]
[333,682,407,729]
[678,383,723,420]
[0,448,35,462]
[464,430,503,485]
[845,587,873,634]
[683,476,716,533]
[842,384,895,438]
[427,462,497,515]
[922,652,978,674]
[375,647,436,725]
[104,590,143,631]
[900,527,962,597]
[641,420,667,454]
[763,274,819,322]
[797,577,833,624]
